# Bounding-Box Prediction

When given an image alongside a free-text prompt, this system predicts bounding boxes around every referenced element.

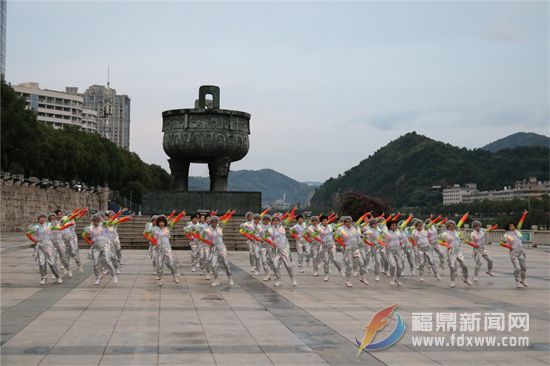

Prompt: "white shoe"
[450,281,455,288]
[102,270,108,275]
[360,277,369,285]
[419,276,424,282]
[324,276,329,281]
[78,266,84,273]
[112,276,118,284]
[205,274,211,280]
[516,281,523,288]
[67,271,73,278]
[211,281,219,287]
[40,278,46,285]
[353,271,358,277]
[436,274,442,281]
[313,272,318,277]
[56,277,63,284]
[486,271,495,277]
[464,279,473,286]
[341,270,346,278]
[158,281,163,286]
[94,278,101,285]
[263,275,271,281]
[229,278,234,286]
[156,275,161,280]
[412,269,417,276]
[375,275,380,281]
[116,269,121,274]
[119,261,124,266]
[299,268,304,273]
[174,275,179,284]
[292,279,298,286]
[274,280,281,287]
[390,280,396,287]
[473,276,478,282]
[191,267,196,272]
[520,280,528,287]
[345,281,353,288]
[396,280,402,287]
[254,270,260,276]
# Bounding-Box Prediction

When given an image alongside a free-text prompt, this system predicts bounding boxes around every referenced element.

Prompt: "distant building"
[442,183,478,205]
[13,82,98,133]
[0,0,6,77]
[82,85,130,150]
[442,178,549,204]
[463,177,550,203]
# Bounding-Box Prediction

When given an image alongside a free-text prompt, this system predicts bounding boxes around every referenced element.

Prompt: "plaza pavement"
[1,232,549,366]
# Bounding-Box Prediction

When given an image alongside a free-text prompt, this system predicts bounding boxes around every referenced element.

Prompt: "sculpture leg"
[208,157,231,191]
[168,158,190,190]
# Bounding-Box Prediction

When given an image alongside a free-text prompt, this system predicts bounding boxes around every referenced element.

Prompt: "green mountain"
[482,132,549,152]
[310,132,550,209]
[189,169,315,205]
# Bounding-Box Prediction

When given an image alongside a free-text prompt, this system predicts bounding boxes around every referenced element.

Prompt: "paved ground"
[1,232,549,366]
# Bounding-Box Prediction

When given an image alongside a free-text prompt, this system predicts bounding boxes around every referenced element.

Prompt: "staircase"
[76,216,292,251]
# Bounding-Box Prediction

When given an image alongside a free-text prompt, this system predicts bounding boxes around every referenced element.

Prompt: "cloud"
[349,104,548,131]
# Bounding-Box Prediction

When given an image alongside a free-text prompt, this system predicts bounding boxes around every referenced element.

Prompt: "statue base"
[141,191,261,215]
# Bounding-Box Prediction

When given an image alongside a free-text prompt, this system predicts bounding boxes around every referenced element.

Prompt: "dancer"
[83,214,118,285]
[241,211,259,274]
[185,214,202,272]
[144,215,158,274]
[257,214,275,281]
[50,212,71,277]
[60,209,86,273]
[411,219,441,282]
[199,216,233,287]
[267,215,297,287]
[336,216,368,288]
[290,215,309,273]
[319,215,342,281]
[198,215,213,279]
[105,210,123,265]
[363,219,383,281]
[150,215,181,286]
[305,216,322,277]
[399,219,416,275]
[501,211,528,288]
[426,218,446,270]
[439,220,472,288]
[26,213,65,285]
[469,220,495,281]
[379,220,404,287]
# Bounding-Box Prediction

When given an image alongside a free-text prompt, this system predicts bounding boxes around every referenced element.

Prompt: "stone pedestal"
[141,191,261,216]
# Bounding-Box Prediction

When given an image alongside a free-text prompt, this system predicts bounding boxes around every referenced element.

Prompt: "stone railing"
[463,229,549,247]
[1,172,108,231]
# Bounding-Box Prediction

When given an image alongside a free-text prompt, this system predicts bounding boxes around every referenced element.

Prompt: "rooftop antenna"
[107,66,110,88]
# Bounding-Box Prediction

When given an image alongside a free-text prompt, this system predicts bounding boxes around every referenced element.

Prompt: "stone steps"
[75,216,295,251]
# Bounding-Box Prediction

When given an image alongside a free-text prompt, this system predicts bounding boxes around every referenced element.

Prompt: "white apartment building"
[442,183,478,205]
[464,177,550,203]
[13,82,98,133]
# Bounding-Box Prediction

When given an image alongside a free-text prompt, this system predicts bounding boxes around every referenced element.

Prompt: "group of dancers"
[26,208,529,289]
[26,208,128,285]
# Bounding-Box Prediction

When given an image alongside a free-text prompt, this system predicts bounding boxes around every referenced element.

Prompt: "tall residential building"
[82,85,130,149]
[13,82,98,133]
[0,0,6,77]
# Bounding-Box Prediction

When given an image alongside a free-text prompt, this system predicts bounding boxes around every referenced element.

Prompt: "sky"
[6,1,549,182]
